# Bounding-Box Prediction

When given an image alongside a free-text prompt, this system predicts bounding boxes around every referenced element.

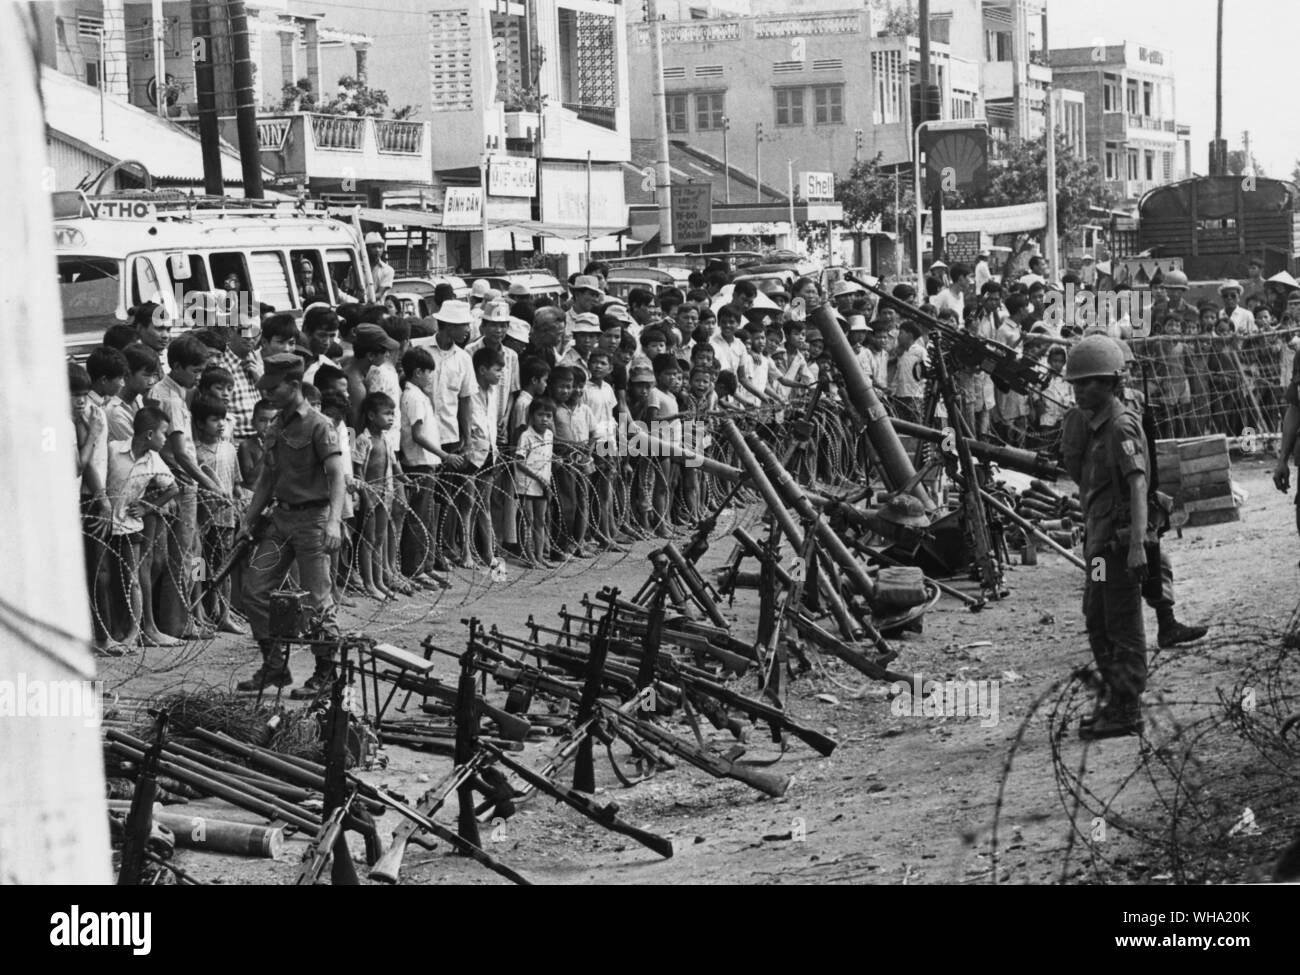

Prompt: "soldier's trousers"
[243,507,336,659]
[1142,540,1175,610]
[1083,548,1148,703]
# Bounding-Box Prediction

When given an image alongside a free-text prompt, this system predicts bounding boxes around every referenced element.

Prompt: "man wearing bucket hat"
[566,274,606,344]
[238,353,346,696]
[1218,280,1255,335]
[364,231,393,302]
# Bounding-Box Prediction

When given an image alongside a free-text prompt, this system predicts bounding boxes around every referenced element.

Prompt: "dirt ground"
[102,454,1300,885]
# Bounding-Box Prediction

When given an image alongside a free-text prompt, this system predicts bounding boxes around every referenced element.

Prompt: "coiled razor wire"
[990,622,1300,884]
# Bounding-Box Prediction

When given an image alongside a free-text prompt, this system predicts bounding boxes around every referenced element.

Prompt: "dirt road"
[103,455,1300,885]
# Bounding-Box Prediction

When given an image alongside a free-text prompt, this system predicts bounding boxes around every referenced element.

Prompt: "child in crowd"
[514,397,557,568]
[466,346,504,567]
[1031,346,1074,447]
[353,391,398,600]
[237,400,277,491]
[650,353,682,536]
[546,366,585,559]
[583,349,624,551]
[319,390,359,602]
[398,346,455,589]
[511,357,551,448]
[106,407,178,648]
[192,396,246,633]
[198,367,236,440]
[72,361,114,653]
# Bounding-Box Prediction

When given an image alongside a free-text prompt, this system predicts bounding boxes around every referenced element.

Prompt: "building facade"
[1049,41,1191,203]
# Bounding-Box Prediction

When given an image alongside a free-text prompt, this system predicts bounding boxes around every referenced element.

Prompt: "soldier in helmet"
[1062,334,1150,739]
[1152,269,1198,329]
[1086,341,1209,649]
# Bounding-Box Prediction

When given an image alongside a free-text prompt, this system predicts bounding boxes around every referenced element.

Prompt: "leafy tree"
[880,4,919,37]
[963,133,1115,266]
[274,76,415,119]
[839,152,917,237]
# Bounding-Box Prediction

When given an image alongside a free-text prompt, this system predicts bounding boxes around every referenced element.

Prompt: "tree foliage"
[275,76,416,119]
[839,153,917,236]
[967,133,1115,231]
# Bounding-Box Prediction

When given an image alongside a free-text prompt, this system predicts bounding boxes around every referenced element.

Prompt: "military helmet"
[1162,269,1189,289]
[1064,334,1126,382]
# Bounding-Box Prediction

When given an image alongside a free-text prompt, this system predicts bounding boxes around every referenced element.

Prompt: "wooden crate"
[1154,435,1239,526]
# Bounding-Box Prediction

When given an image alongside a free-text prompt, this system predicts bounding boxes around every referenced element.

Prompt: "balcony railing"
[373,119,425,154]
[310,114,365,150]
[562,102,617,131]
[219,112,432,185]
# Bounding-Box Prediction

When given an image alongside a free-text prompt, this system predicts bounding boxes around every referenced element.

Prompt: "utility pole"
[755,122,763,204]
[227,0,264,198]
[584,148,592,266]
[1043,9,1059,282]
[152,0,167,118]
[191,0,223,195]
[722,116,731,204]
[1213,0,1224,175]
[787,159,796,251]
[648,0,674,252]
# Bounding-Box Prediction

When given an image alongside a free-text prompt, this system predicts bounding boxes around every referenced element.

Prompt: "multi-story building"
[1049,41,1192,203]
[33,1,431,199]
[625,7,984,182]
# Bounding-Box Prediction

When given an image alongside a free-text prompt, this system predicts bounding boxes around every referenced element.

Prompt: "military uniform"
[241,358,342,693]
[1077,396,1149,707]
[244,401,340,639]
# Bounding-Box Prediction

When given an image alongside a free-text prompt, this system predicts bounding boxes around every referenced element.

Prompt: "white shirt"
[583,380,618,444]
[106,442,175,536]
[365,361,403,455]
[427,343,476,446]
[974,260,992,292]
[892,342,929,399]
[738,354,770,404]
[467,339,519,438]
[514,427,553,497]
[933,287,966,318]
[1226,306,1256,335]
[400,384,441,469]
[467,385,500,468]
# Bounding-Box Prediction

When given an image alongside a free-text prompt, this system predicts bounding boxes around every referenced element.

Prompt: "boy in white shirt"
[514,397,556,568]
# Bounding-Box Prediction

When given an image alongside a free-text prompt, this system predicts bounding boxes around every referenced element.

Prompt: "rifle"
[845,272,1056,396]
[368,751,490,884]
[189,509,270,612]
[117,708,169,885]
[451,646,791,799]
[490,625,837,757]
[378,668,531,741]
[295,787,358,885]
[477,741,675,858]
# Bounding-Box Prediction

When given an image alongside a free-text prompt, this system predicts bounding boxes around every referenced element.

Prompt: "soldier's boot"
[236,640,292,692]
[290,655,337,700]
[1078,698,1144,741]
[1157,618,1209,649]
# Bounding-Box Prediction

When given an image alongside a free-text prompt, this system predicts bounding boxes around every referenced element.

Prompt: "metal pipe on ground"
[809,302,935,511]
[978,488,1086,570]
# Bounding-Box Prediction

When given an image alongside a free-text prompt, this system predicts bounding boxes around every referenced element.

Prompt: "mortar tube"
[721,420,861,638]
[746,433,879,602]
[809,303,935,512]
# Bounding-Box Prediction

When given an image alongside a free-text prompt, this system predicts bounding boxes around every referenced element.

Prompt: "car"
[486,269,565,302]
[605,266,692,300]
[392,274,470,301]
[384,290,436,319]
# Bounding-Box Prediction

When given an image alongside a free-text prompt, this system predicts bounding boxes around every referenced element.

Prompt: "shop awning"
[489,218,628,240]
[328,206,446,229]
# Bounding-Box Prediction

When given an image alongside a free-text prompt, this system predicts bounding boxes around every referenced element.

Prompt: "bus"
[53,190,373,357]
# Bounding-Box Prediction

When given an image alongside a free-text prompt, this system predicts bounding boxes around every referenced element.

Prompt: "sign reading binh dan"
[671,183,713,246]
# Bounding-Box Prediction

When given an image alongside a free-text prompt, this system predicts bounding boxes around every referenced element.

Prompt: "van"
[53,191,374,357]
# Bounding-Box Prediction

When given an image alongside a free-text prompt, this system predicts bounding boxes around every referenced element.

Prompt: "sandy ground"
[102,455,1300,885]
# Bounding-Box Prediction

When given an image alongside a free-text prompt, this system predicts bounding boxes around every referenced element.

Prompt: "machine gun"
[845,272,1057,396]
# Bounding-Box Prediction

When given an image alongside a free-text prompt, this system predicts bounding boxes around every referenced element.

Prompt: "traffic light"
[756,121,764,141]
[854,128,865,157]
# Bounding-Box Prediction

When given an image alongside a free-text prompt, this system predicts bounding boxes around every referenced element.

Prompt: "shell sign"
[922,126,988,198]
